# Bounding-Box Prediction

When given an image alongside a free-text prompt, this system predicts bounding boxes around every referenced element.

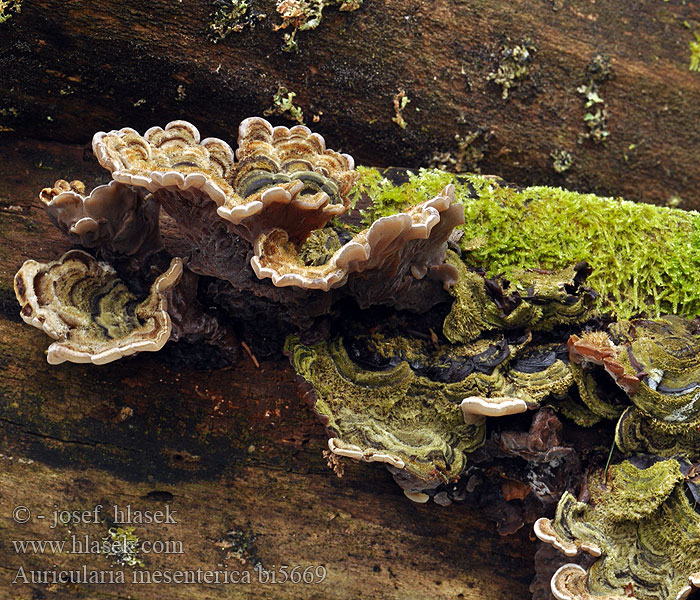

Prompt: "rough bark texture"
[1,0,699,208]
[1,1,699,597]
[0,140,537,597]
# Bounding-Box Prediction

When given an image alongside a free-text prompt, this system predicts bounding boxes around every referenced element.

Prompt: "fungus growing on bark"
[284,334,484,487]
[93,117,357,245]
[251,184,462,291]
[18,115,700,599]
[566,317,700,459]
[536,458,700,600]
[284,317,580,499]
[40,179,162,261]
[14,250,182,364]
[443,256,596,344]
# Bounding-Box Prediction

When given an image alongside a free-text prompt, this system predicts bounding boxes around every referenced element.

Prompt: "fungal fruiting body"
[14,250,181,365]
[13,117,700,600]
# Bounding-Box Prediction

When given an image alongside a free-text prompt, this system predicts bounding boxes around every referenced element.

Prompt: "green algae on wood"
[536,459,700,600]
[284,334,484,484]
[566,317,700,459]
[351,167,700,320]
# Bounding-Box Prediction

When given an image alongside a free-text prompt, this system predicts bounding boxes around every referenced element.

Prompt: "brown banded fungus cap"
[14,250,182,364]
[92,118,358,245]
[220,117,358,243]
[93,120,235,206]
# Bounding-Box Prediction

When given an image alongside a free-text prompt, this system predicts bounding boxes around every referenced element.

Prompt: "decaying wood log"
[0,139,537,598]
[1,0,700,207]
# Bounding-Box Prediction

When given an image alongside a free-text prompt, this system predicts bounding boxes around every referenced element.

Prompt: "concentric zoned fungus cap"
[40,179,162,259]
[93,120,235,205]
[535,458,700,600]
[444,256,596,344]
[284,326,578,490]
[284,334,485,485]
[567,317,700,458]
[14,250,182,364]
[219,117,358,242]
[251,185,463,291]
[92,118,357,245]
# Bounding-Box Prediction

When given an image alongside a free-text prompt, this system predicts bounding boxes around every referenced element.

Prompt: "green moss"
[0,0,21,24]
[351,167,700,319]
[351,166,455,226]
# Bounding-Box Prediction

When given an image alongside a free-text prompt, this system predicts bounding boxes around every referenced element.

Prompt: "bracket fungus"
[14,250,182,365]
[14,115,700,600]
[40,179,162,262]
[535,458,700,600]
[93,117,357,245]
[251,185,462,291]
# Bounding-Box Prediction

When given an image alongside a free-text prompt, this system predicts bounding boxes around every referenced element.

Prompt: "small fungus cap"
[14,250,182,365]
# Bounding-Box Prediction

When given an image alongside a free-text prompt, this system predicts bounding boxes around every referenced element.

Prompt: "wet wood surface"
[0,139,537,598]
[1,0,700,208]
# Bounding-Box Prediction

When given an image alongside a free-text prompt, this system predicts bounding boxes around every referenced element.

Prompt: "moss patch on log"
[351,166,700,319]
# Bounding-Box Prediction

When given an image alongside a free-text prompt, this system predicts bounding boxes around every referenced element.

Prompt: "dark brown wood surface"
[1,0,700,207]
[0,139,536,598]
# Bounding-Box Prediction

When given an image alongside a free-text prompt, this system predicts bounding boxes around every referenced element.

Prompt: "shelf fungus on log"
[39,179,163,262]
[14,250,182,364]
[535,458,700,600]
[284,324,578,500]
[568,317,700,459]
[92,117,358,245]
[251,185,463,291]
[443,255,597,344]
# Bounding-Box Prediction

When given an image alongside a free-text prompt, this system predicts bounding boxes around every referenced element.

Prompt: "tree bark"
[1,0,699,207]
[0,139,537,598]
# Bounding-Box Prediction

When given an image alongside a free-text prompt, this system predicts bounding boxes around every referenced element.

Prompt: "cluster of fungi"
[14,118,700,600]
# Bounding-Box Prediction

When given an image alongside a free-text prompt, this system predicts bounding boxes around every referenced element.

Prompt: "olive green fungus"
[536,459,700,600]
